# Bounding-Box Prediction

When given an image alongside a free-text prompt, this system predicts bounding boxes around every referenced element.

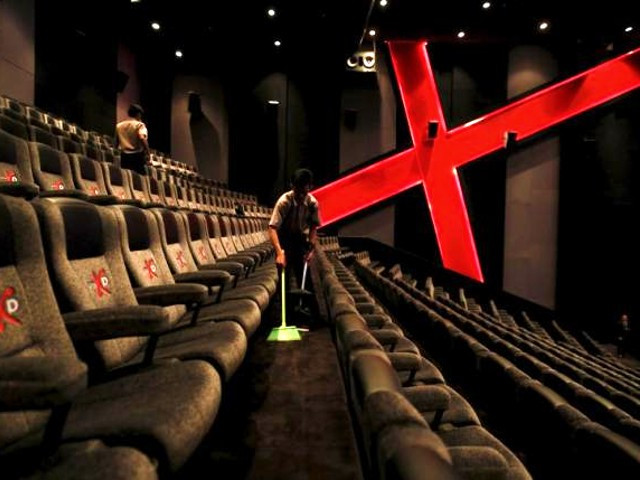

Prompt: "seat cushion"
[63,360,221,473]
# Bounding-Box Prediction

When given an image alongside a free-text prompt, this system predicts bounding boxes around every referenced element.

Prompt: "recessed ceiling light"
[267,8,276,17]
[274,40,282,47]
[151,22,160,31]
[482,2,491,9]
[131,0,141,3]
[538,21,549,31]
[268,100,280,105]
[457,31,466,39]
[625,26,634,33]
[368,29,377,37]
[380,0,388,7]
[175,50,183,58]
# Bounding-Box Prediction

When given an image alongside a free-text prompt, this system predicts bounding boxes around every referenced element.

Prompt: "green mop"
[267,265,304,342]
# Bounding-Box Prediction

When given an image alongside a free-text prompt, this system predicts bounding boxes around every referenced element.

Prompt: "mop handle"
[301,262,309,291]
[280,267,287,328]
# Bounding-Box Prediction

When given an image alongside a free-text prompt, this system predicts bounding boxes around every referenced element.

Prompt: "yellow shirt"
[115,119,148,153]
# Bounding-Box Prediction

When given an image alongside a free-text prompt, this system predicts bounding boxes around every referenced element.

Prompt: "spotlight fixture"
[380,0,388,7]
[274,40,282,47]
[346,56,359,68]
[175,50,183,58]
[151,22,161,31]
[538,21,549,31]
[346,50,376,72]
[482,2,491,9]
[267,8,276,17]
[457,31,466,39]
[268,100,280,105]
[369,29,377,37]
[625,26,634,33]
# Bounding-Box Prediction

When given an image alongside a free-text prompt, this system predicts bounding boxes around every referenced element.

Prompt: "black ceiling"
[112,0,640,77]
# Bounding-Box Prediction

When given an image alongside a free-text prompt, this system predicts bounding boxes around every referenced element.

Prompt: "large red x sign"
[313,41,640,282]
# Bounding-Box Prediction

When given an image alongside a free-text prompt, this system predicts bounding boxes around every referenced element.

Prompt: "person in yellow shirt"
[115,104,150,175]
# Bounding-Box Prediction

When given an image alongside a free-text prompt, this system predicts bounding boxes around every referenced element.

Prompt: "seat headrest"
[0,197,15,267]
[123,207,151,251]
[59,201,105,260]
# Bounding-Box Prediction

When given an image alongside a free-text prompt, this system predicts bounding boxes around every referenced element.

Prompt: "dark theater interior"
[3,0,640,478]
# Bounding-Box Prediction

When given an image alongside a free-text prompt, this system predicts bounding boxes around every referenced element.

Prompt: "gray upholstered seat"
[0,193,219,475]
[34,197,248,381]
[113,204,264,337]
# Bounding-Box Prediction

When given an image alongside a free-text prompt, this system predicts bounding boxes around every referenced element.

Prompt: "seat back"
[103,163,134,201]
[151,209,198,274]
[127,170,150,204]
[0,194,82,449]
[182,211,216,267]
[112,206,186,322]
[34,198,147,371]
[0,114,29,140]
[0,130,37,195]
[28,142,76,193]
[70,154,109,196]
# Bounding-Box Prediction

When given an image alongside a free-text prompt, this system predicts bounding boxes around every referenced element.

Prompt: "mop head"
[267,325,302,342]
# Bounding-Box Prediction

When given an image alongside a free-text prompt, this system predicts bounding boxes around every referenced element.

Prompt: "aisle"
[177,305,363,480]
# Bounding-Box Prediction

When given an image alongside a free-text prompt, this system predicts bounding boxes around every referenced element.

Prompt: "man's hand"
[276,250,286,268]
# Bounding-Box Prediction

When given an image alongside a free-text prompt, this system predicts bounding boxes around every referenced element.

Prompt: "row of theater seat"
[0,188,279,478]
[311,246,531,480]
[0,94,256,205]
[0,128,273,220]
[380,261,640,439]
[0,92,285,478]
[353,254,640,478]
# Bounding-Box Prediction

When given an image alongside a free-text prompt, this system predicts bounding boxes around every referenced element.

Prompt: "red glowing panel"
[312,41,640,282]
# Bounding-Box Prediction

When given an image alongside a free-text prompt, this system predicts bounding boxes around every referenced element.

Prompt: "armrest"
[134,284,208,306]
[403,385,451,412]
[202,261,246,278]
[225,254,256,271]
[387,352,422,373]
[62,306,171,341]
[86,194,119,205]
[403,384,452,429]
[174,270,231,287]
[39,189,89,200]
[0,182,40,199]
[0,356,87,410]
[371,329,401,349]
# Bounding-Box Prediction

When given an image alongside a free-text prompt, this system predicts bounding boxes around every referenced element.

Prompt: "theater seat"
[112,204,263,338]
[28,142,87,199]
[34,197,248,382]
[0,129,39,198]
[0,193,220,474]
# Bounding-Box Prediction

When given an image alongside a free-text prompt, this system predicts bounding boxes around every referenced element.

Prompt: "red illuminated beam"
[313,41,640,282]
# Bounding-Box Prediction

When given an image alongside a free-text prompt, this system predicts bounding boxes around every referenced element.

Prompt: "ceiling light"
[538,21,549,31]
[151,22,160,31]
[346,56,358,68]
[267,8,276,17]
[268,100,280,105]
[368,29,377,37]
[457,31,466,39]
[625,26,634,33]
[379,0,388,7]
[175,50,183,58]
[274,40,282,47]
[131,0,141,3]
[482,2,491,9]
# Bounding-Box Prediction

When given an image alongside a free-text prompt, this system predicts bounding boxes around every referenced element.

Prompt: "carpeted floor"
[177,303,363,480]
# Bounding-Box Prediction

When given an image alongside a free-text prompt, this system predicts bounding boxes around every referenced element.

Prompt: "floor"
[177,301,363,480]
